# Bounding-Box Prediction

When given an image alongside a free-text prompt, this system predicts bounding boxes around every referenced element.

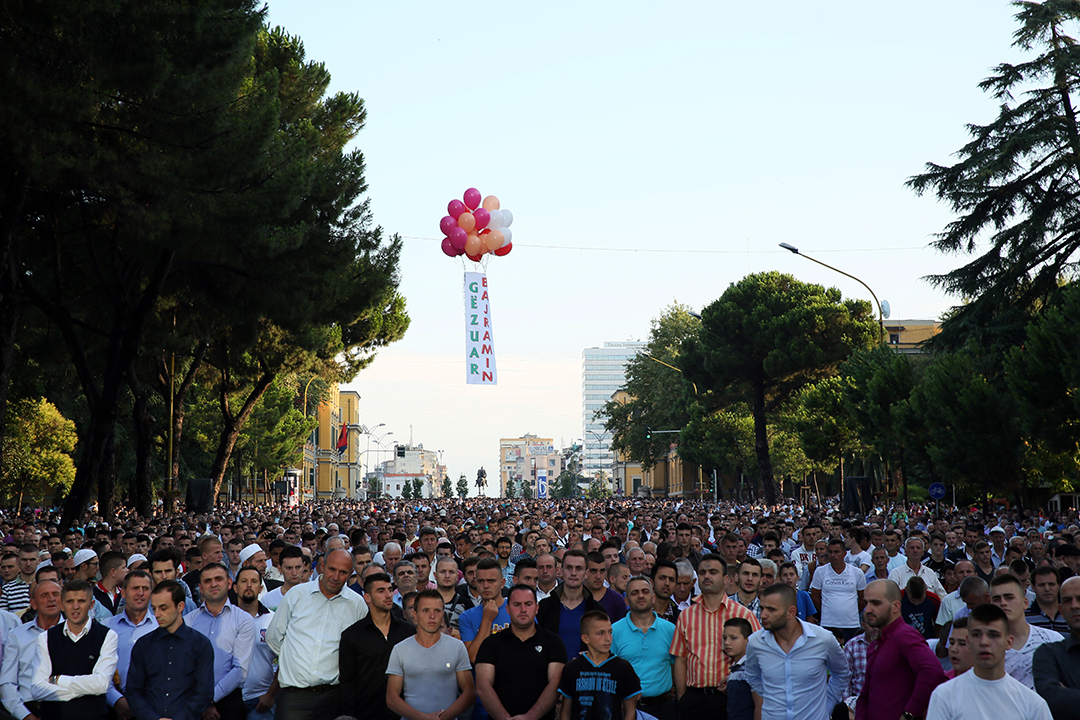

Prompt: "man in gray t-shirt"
[387,590,475,720]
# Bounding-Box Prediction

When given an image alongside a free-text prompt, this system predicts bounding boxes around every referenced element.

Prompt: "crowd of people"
[0,496,1076,720]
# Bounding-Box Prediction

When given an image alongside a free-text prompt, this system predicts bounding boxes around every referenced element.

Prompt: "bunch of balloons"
[439,187,514,261]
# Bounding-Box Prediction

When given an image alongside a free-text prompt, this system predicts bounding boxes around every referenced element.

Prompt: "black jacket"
[536,584,602,634]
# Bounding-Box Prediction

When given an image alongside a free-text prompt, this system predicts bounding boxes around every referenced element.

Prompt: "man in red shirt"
[855,579,946,720]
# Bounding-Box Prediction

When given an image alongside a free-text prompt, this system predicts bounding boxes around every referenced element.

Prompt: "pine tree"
[908,1,1080,349]
[456,473,469,499]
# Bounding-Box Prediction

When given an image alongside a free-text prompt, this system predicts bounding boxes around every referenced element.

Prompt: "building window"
[889,333,900,344]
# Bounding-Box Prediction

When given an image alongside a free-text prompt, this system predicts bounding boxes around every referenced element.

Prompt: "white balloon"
[501,209,513,227]
[487,209,504,229]
[500,227,513,247]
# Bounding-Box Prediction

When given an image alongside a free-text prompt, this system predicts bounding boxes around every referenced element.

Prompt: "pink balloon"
[448,199,467,219]
[441,238,457,257]
[463,188,482,210]
[449,227,468,251]
[473,208,490,230]
[439,215,457,236]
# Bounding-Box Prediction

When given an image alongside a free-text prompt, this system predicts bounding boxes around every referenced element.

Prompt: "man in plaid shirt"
[842,613,880,710]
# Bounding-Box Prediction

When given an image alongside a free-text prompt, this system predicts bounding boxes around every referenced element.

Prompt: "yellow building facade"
[299,385,360,500]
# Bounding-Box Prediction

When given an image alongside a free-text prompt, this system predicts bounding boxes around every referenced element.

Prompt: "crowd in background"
[0,496,1076,720]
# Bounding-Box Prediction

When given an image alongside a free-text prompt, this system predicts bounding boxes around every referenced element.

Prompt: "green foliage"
[368,477,381,498]
[907,1,1080,350]
[909,352,1024,498]
[410,477,422,499]
[456,473,469,499]
[505,478,516,498]
[682,272,879,504]
[442,475,452,498]
[587,478,611,498]
[554,468,578,499]
[401,479,412,500]
[602,304,700,467]
[786,377,869,474]
[1,399,77,506]
[521,481,533,500]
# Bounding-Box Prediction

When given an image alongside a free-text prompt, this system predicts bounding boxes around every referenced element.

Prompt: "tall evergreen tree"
[681,272,878,505]
[908,0,1080,349]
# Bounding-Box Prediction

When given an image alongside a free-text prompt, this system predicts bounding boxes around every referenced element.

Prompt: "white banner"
[526,441,555,456]
[465,272,497,384]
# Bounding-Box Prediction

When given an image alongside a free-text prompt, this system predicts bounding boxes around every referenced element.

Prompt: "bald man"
[855,580,946,720]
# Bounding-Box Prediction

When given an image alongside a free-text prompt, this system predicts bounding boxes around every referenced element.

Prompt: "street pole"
[779,243,886,344]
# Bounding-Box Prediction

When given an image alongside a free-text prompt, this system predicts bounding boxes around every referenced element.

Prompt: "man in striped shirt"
[670,554,761,720]
[0,545,41,615]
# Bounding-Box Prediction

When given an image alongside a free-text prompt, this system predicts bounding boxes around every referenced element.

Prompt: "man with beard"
[235,567,276,720]
[339,572,416,720]
[854,580,945,720]
[476,586,565,720]
[744,583,847,720]
[611,577,676,720]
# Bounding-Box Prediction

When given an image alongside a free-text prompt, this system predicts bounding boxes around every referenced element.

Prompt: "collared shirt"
[936,589,965,626]
[186,601,256,702]
[744,619,848,720]
[610,612,676,697]
[841,633,870,702]
[265,578,368,689]
[1006,623,1065,690]
[887,562,946,597]
[31,618,119,702]
[728,592,762,620]
[241,606,275,703]
[669,595,761,688]
[0,619,60,719]
[1026,601,1069,634]
[1033,630,1080,718]
[126,622,215,720]
[105,609,158,707]
[854,616,947,720]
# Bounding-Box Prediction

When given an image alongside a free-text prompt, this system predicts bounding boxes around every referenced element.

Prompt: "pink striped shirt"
[669,594,762,687]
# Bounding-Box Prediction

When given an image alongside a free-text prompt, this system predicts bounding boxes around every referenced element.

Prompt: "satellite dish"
[880,299,891,320]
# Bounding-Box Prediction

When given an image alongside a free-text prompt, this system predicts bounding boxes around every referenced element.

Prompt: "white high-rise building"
[582,341,645,480]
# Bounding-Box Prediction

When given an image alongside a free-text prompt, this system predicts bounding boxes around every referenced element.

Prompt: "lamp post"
[779,243,886,343]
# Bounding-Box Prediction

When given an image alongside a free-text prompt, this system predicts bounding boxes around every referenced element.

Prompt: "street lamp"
[779,243,886,343]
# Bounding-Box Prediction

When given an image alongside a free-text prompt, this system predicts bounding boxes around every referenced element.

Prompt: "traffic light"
[645,427,652,440]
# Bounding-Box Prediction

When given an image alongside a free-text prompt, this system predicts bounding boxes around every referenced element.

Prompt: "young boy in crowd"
[559,611,641,720]
[723,617,754,720]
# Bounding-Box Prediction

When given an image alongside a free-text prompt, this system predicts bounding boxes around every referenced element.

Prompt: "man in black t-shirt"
[558,611,640,720]
[476,584,567,720]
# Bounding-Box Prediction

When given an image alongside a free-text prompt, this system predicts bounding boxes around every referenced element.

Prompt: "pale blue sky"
[266,1,1027,493]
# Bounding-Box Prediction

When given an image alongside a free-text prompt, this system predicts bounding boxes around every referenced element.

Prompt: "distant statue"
[475,466,487,487]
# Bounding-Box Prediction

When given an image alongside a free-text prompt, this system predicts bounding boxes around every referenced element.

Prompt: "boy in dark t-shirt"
[558,611,640,720]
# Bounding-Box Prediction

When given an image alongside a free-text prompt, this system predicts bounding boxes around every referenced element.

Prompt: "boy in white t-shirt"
[926,603,1051,720]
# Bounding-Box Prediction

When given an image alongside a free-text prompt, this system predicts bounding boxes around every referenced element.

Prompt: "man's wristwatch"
[48,675,58,685]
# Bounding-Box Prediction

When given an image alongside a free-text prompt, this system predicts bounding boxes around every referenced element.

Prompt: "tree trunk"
[128,371,154,517]
[62,404,118,527]
[750,373,778,505]
[0,167,28,482]
[209,369,275,500]
[156,343,206,512]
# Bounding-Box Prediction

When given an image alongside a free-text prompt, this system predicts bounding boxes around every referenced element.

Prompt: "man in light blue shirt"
[105,570,157,717]
[744,583,848,720]
[187,562,255,719]
[611,577,676,720]
[0,581,63,720]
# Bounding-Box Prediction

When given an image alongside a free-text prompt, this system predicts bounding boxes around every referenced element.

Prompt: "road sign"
[929,482,946,500]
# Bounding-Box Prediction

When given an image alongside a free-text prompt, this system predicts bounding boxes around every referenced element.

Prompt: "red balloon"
[494,242,512,257]
[439,215,457,236]
[466,252,483,262]
[448,199,467,219]
[449,227,468,251]
[441,238,457,257]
